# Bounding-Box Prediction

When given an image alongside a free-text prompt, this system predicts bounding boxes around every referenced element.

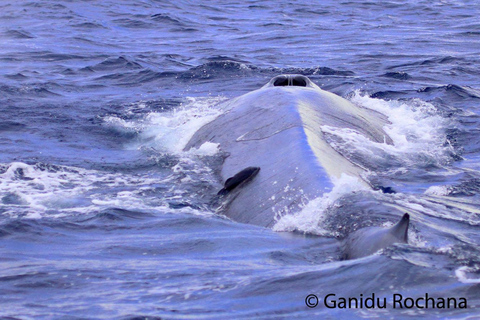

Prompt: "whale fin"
[390,213,409,242]
[342,213,410,260]
[217,167,260,196]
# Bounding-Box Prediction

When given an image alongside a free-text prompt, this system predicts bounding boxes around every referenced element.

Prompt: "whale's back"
[185,85,391,227]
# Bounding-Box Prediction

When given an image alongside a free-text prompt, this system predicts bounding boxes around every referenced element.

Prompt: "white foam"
[186,141,219,156]
[424,185,452,196]
[103,116,139,133]
[455,266,480,284]
[103,96,225,154]
[273,174,368,235]
[324,92,454,169]
[0,162,169,219]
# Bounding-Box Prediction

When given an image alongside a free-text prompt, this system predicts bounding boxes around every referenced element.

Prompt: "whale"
[185,74,394,229]
[342,213,410,259]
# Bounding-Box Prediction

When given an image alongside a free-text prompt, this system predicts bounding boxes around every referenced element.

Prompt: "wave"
[178,59,355,81]
[0,162,169,219]
[0,84,60,97]
[382,71,411,80]
[4,29,35,39]
[103,96,224,154]
[179,60,255,80]
[326,92,457,171]
[82,56,143,72]
[418,84,480,100]
[388,56,466,70]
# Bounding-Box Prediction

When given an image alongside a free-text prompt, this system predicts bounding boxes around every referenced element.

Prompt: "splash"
[322,92,455,171]
[273,174,368,235]
[455,266,480,284]
[103,96,225,155]
[0,162,172,219]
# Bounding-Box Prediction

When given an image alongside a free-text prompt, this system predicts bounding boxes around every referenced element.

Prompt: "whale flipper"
[217,167,260,196]
[342,213,410,260]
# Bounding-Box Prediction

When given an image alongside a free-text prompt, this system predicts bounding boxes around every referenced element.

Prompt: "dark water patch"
[168,201,203,210]
[382,71,411,80]
[260,22,284,27]
[112,18,154,29]
[70,22,107,29]
[83,208,155,222]
[168,26,198,32]
[248,4,269,9]
[452,65,480,77]
[179,60,256,80]
[0,85,60,98]
[0,220,43,237]
[371,85,480,106]
[93,69,177,86]
[446,85,480,99]
[0,121,27,132]
[83,56,143,72]
[121,316,163,320]
[458,31,480,36]
[4,73,28,80]
[71,36,107,47]
[447,176,480,197]
[161,53,194,68]
[453,123,480,155]
[2,193,27,205]
[120,70,177,85]
[0,227,11,238]
[24,2,67,9]
[370,90,411,99]
[274,66,355,76]
[4,29,35,39]
[418,84,480,100]
[293,8,330,16]
[388,56,466,70]
[151,13,185,25]
[0,271,49,283]
[60,68,76,76]
[35,52,87,62]
[206,55,251,64]
[14,274,76,290]
[178,61,354,82]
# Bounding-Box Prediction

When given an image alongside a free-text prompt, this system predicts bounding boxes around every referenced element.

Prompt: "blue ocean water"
[1,0,480,318]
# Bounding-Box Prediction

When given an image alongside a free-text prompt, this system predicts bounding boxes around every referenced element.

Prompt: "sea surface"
[1,1,480,319]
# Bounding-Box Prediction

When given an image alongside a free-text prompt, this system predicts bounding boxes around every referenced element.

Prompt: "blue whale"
[185,75,394,229]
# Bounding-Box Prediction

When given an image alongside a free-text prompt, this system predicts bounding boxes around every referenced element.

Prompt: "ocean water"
[1,0,480,319]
